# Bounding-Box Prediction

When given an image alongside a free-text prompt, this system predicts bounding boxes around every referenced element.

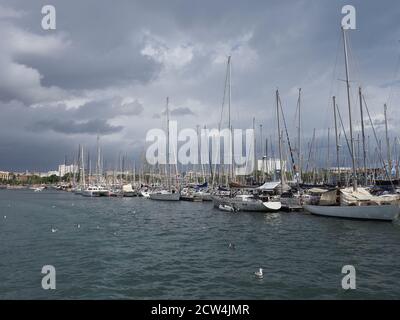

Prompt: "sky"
[1,0,400,171]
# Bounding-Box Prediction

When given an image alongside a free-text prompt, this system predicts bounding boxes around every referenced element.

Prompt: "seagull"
[76,224,81,229]
[51,227,58,233]
[254,268,263,279]
[3,215,6,219]
[228,243,236,250]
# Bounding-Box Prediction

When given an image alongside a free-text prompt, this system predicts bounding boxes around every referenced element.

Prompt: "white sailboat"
[304,27,400,222]
[149,189,180,201]
[213,194,281,212]
[149,97,180,201]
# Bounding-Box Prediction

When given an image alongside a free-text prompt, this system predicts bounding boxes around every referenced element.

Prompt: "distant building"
[0,171,10,181]
[15,173,32,183]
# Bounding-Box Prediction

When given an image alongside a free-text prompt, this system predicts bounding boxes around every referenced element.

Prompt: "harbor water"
[1,189,399,299]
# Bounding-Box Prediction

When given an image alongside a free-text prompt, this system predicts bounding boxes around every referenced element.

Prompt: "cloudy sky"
[1,0,400,171]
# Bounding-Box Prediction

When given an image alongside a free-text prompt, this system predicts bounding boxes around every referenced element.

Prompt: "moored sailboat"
[304,27,400,222]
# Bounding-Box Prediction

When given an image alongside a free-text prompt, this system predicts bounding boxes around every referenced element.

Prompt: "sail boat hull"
[212,196,281,212]
[304,204,400,221]
[149,191,180,201]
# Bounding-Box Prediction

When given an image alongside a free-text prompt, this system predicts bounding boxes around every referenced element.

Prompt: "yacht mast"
[276,89,284,193]
[228,56,234,181]
[384,103,392,176]
[96,135,101,185]
[359,87,367,185]
[166,97,171,191]
[342,27,357,191]
[297,88,302,184]
[333,96,340,186]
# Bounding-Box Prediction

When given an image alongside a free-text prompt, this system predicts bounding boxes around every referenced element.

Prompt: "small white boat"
[82,185,109,197]
[32,186,45,192]
[140,190,151,198]
[149,189,180,201]
[218,204,236,212]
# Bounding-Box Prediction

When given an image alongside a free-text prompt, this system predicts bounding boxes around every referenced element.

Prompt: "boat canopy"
[122,184,134,192]
[258,181,280,191]
[340,187,400,206]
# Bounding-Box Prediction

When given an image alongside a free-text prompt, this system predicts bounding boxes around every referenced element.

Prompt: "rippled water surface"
[1,189,400,299]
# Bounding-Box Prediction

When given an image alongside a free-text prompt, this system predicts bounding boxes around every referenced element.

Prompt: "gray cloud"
[160,106,195,117]
[170,107,195,116]
[73,98,144,119]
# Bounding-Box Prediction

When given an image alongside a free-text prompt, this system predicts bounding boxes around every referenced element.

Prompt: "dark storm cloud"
[30,118,123,135]
[2,0,162,92]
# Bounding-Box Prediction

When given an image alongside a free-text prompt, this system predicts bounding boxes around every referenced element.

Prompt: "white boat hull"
[304,205,400,221]
[212,196,281,212]
[82,191,100,197]
[218,204,235,212]
[140,191,150,198]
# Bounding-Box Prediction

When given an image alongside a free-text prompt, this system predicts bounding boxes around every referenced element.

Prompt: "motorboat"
[82,185,110,197]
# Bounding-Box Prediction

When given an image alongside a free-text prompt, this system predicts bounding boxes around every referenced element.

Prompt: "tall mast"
[166,97,171,191]
[333,96,341,186]
[81,145,85,187]
[276,89,284,193]
[87,151,91,185]
[253,117,256,183]
[227,56,234,181]
[358,87,367,185]
[297,88,302,184]
[228,56,231,140]
[326,127,330,183]
[384,103,392,176]
[342,27,357,191]
[260,124,264,182]
[96,135,100,185]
